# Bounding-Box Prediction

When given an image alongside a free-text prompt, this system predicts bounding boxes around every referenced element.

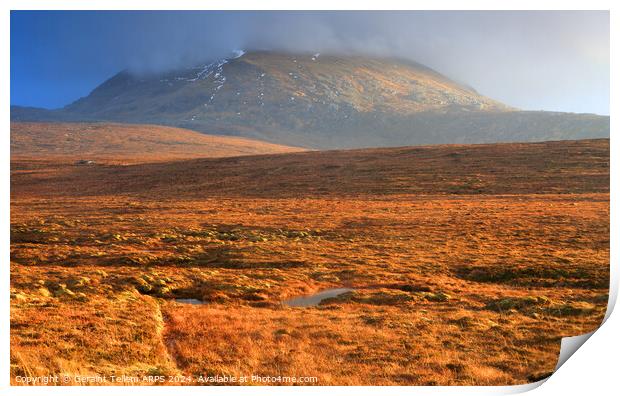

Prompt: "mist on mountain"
[11,11,609,114]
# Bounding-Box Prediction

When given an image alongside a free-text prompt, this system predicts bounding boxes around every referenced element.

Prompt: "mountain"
[11,51,610,149]
[10,122,303,163]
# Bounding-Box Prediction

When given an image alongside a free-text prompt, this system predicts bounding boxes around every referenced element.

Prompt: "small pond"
[174,288,355,307]
[283,288,354,307]
[175,298,204,305]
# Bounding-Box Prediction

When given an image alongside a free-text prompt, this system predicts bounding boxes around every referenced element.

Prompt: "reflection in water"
[175,289,355,307]
[284,288,354,307]
[175,298,204,305]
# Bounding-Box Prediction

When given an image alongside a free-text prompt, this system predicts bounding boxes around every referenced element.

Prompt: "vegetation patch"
[456,265,607,289]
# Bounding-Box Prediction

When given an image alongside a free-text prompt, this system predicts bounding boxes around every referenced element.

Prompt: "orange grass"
[10,139,609,385]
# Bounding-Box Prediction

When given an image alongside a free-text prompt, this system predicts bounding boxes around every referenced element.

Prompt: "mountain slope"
[10,122,304,162]
[11,51,610,149]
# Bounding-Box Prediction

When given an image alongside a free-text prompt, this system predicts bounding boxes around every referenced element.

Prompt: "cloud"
[11,11,610,114]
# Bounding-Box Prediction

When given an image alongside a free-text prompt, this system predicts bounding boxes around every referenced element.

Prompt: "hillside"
[10,122,304,162]
[11,51,609,149]
[11,139,609,198]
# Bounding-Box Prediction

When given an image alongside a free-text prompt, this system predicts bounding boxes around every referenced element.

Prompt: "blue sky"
[11,10,609,115]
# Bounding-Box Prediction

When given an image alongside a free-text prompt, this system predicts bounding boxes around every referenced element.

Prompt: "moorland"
[10,122,609,385]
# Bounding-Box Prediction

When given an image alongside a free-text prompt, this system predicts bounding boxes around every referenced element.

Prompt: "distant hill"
[12,139,609,199]
[10,122,304,162]
[11,51,610,149]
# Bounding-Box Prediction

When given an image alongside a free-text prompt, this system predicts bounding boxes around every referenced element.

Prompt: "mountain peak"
[166,50,509,114]
[64,50,508,127]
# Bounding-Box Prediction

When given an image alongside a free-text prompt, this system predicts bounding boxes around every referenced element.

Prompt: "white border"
[2,2,616,395]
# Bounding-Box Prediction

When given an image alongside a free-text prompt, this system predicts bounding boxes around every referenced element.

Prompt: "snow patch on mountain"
[188,59,228,82]
[231,49,246,59]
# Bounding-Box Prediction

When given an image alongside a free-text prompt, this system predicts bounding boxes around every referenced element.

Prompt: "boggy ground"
[10,139,609,385]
